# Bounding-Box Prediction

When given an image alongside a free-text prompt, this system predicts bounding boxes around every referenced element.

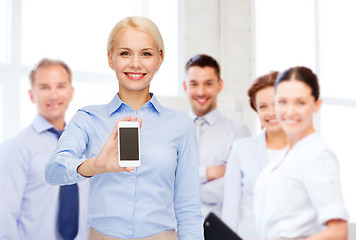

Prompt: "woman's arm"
[305,219,347,240]
[245,220,347,240]
[221,140,242,233]
[77,115,140,177]
[304,148,348,240]
[46,114,140,184]
[174,118,204,240]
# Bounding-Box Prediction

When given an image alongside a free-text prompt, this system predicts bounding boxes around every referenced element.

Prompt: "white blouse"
[266,148,284,165]
[254,133,348,240]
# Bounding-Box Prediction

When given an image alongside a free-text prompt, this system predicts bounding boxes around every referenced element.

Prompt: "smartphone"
[117,121,141,167]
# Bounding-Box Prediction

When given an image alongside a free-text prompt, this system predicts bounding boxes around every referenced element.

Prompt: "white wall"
[175,0,256,133]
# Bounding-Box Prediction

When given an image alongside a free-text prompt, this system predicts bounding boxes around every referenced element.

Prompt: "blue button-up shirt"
[45,93,204,239]
[0,115,89,240]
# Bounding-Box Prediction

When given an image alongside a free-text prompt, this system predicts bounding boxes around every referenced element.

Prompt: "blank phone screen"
[119,128,139,160]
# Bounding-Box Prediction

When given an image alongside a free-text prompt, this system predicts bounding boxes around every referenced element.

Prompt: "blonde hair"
[107,16,165,62]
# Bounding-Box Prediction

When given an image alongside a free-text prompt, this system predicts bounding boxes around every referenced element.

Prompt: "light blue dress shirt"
[45,93,204,239]
[0,114,89,240]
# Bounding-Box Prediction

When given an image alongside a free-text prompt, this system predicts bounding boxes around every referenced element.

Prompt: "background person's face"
[29,65,74,125]
[255,87,282,133]
[183,66,223,116]
[274,80,321,139]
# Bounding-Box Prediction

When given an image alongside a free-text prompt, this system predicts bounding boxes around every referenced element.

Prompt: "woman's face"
[108,27,163,94]
[274,80,321,139]
[255,86,282,133]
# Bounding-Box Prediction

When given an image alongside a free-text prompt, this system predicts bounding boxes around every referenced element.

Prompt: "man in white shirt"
[183,54,251,218]
[0,58,89,240]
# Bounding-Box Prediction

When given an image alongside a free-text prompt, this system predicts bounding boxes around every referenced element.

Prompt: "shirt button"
[127,225,132,229]
[128,201,133,205]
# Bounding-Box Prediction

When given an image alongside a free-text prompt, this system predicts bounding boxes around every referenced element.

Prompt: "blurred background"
[0,0,355,231]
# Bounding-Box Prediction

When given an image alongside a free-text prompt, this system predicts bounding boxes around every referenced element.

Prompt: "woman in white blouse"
[254,66,348,240]
[222,71,287,239]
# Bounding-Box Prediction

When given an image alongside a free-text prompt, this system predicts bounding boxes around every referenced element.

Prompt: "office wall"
[177,0,256,132]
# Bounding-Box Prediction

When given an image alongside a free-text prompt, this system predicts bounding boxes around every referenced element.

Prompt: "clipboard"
[204,212,243,240]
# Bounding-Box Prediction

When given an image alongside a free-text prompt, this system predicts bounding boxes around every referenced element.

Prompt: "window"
[0,0,10,63]
[0,0,178,140]
[319,0,356,100]
[21,0,136,73]
[20,0,178,95]
[318,0,356,222]
[0,84,3,142]
[255,0,315,76]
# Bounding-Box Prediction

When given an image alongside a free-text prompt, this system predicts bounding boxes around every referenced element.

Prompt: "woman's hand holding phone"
[77,115,142,177]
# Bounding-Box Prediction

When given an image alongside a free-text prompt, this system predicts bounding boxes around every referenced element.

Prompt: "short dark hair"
[248,71,279,112]
[275,66,319,101]
[29,58,72,86]
[185,54,221,80]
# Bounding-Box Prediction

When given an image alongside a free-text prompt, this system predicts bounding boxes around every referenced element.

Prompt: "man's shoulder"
[0,125,40,157]
[1,125,37,144]
[212,111,251,140]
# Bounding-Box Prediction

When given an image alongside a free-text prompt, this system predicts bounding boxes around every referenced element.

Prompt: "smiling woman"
[107,25,163,101]
[255,0,356,225]
[222,71,287,240]
[274,74,321,146]
[254,66,348,240]
[45,16,204,240]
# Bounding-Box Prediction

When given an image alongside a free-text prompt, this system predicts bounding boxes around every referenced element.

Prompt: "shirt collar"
[31,114,60,134]
[149,94,162,113]
[189,108,219,126]
[108,92,161,116]
[108,93,125,116]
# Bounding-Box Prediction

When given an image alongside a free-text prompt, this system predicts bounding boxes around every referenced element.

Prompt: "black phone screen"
[119,127,139,160]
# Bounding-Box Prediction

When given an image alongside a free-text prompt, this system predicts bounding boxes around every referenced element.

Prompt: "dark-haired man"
[183,54,251,218]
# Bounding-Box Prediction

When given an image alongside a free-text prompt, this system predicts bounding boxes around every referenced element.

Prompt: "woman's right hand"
[77,115,142,177]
